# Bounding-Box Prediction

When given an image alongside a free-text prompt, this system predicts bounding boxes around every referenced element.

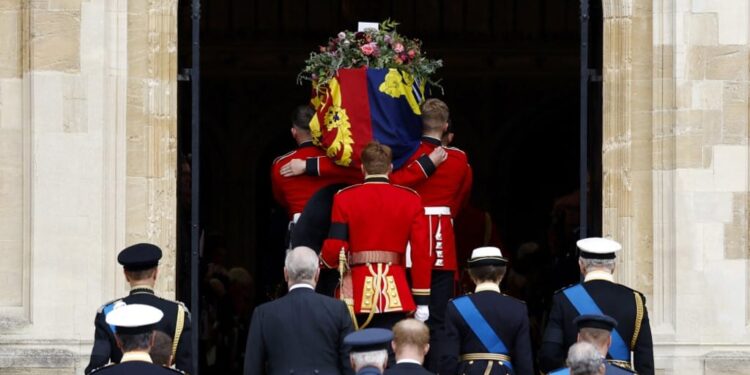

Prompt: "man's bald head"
[285,246,320,286]
[392,319,430,362]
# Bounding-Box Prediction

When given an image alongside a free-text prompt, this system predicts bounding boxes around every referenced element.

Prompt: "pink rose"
[393,42,404,53]
[407,49,416,58]
[360,42,376,56]
[338,32,346,40]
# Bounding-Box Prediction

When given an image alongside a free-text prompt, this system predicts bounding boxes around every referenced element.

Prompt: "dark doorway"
[177,1,603,373]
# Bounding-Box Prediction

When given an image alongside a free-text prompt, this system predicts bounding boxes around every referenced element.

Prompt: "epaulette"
[97,299,122,314]
[176,300,192,318]
[272,150,296,165]
[392,184,419,195]
[89,363,114,373]
[607,362,637,374]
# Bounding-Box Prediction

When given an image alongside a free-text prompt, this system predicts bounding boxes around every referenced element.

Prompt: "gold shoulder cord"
[171,304,185,365]
[631,291,644,349]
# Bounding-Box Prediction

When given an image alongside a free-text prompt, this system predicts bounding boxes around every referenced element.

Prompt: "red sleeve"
[389,154,436,187]
[270,162,287,211]
[453,164,473,215]
[321,194,349,269]
[408,198,433,305]
[306,156,363,185]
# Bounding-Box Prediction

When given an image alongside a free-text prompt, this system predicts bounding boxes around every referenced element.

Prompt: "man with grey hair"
[566,342,605,375]
[244,246,354,375]
[539,238,653,375]
[344,328,393,375]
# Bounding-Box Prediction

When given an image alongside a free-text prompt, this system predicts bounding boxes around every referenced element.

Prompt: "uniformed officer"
[320,142,432,330]
[345,328,394,375]
[384,319,435,375]
[548,315,636,375]
[85,244,192,374]
[538,238,654,375]
[440,247,533,375]
[89,304,184,375]
[271,105,362,248]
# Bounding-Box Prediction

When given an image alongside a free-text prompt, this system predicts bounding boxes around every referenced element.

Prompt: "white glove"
[414,305,430,322]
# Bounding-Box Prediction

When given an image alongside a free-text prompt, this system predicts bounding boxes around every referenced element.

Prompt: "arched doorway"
[176,1,603,373]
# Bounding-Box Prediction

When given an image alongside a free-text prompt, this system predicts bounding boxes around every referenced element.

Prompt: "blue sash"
[103,303,117,334]
[452,296,514,372]
[549,368,570,375]
[562,284,630,361]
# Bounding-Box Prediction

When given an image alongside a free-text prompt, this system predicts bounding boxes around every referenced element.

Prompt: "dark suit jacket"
[85,289,192,374]
[538,279,654,375]
[90,360,184,375]
[384,361,434,375]
[244,286,355,375]
[440,291,533,375]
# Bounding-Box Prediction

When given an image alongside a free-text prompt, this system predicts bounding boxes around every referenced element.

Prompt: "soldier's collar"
[129,286,155,295]
[474,282,501,294]
[364,174,389,183]
[584,270,614,283]
[121,351,153,364]
[298,140,315,148]
[421,136,442,146]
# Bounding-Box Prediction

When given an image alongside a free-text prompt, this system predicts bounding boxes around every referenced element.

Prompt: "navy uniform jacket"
[384,362,434,375]
[90,361,184,375]
[538,278,654,375]
[85,288,192,374]
[244,286,355,375]
[357,366,383,375]
[440,290,534,375]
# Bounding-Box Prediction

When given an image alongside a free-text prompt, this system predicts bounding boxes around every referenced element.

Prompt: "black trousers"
[425,270,455,372]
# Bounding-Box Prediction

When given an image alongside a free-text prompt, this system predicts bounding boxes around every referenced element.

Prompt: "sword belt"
[350,251,402,266]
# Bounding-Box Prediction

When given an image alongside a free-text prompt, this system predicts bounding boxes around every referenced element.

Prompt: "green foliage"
[298,19,443,92]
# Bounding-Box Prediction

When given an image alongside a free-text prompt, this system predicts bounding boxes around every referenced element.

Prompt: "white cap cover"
[105,303,164,328]
[576,237,622,259]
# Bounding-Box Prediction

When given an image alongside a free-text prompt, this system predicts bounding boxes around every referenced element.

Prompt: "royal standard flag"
[310,67,426,169]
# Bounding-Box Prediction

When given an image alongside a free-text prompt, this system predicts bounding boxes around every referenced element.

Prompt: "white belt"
[424,206,450,216]
[292,213,301,224]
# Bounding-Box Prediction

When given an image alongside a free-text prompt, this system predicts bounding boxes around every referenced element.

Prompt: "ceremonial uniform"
[384,361,435,375]
[85,244,192,374]
[390,136,472,371]
[90,304,185,375]
[271,141,361,219]
[244,285,354,375]
[321,175,432,328]
[440,248,533,375]
[538,239,654,375]
[86,288,192,374]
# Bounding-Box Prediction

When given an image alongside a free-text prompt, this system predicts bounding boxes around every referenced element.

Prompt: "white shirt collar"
[584,270,614,282]
[396,359,423,365]
[474,282,501,293]
[121,352,153,363]
[289,283,314,291]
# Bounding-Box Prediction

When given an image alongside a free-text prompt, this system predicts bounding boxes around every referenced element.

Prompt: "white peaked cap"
[105,303,164,328]
[576,237,622,259]
[468,246,508,267]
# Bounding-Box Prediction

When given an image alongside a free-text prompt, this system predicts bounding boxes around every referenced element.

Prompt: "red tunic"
[391,137,473,271]
[270,142,361,219]
[321,177,433,313]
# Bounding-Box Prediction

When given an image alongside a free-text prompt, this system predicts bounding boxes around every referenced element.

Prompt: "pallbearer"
[440,247,533,375]
[321,142,432,330]
[538,238,654,375]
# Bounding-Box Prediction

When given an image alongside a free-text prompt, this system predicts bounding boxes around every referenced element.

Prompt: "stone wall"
[603,0,750,374]
[0,0,177,373]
